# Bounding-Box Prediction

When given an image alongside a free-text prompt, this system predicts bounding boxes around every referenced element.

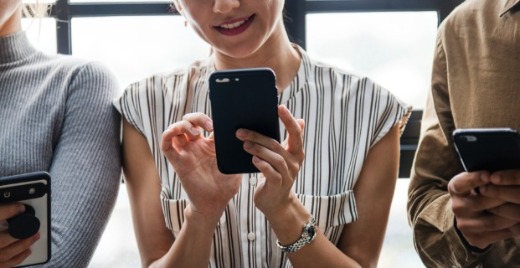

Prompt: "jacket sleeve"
[406,27,485,268]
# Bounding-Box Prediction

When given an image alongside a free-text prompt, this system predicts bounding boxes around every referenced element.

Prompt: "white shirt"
[114,46,411,268]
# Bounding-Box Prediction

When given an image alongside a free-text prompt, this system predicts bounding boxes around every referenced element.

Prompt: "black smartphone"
[209,68,281,174]
[453,128,520,172]
[0,172,51,267]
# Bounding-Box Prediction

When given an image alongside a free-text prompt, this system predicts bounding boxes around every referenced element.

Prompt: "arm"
[336,124,400,267]
[239,105,400,268]
[406,25,481,266]
[121,119,174,267]
[45,62,121,266]
[123,112,242,267]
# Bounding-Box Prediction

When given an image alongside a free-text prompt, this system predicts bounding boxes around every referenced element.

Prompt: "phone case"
[0,172,51,267]
[453,128,520,172]
[209,68,281,174]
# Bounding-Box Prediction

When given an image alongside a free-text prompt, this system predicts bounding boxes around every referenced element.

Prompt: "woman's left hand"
[236,105,305,218]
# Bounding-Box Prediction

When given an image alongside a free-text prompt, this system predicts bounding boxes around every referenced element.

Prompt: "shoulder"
[307,54,383,93]
[439,0,497,33]
[122,59,207,98]
[38,53,118,94]
[301,49,366,83]
[42,53,113,78]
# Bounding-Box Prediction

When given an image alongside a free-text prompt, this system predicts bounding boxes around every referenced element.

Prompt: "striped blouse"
[114,46,411,268]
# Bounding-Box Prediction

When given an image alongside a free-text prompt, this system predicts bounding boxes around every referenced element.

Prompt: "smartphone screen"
[453,128,520,172]
[209,68,281,174]
[0,172,51,267]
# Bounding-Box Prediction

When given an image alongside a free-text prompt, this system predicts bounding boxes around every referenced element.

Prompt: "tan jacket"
[408,0,520,267]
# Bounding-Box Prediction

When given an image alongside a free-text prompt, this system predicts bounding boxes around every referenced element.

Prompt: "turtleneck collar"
[0,31,38,65]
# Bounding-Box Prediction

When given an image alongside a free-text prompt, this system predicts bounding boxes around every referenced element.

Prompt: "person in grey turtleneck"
[0,1,121,267]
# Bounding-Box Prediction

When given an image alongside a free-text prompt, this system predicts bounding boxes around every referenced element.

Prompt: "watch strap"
[276,216,317,254]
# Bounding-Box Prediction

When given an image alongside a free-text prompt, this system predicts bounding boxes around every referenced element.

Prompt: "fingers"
[0,232,39,264]
[487,203,520,221]
[452,194,505,213]
[457,213,517,232]
[448,171,490,196]
[243,141,290,184]
[278,105,305,157]
[0,204,25,222]
[480,185,520,204]
[161,113,213,152]
[490,170,520,186]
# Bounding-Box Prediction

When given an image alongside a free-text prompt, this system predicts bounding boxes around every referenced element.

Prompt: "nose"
[213,0,240,13]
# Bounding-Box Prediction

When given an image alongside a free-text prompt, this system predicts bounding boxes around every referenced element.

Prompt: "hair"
[22,1,49,19]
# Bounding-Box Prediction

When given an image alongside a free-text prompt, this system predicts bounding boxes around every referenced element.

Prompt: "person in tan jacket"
[408,0,520,267]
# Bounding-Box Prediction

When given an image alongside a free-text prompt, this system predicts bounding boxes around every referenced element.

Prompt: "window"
[23,1,465,267]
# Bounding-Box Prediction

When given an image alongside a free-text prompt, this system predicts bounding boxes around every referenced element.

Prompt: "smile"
[215,15,255,36]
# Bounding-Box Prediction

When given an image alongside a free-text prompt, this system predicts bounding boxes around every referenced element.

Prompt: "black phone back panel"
[209,68,280,174]
[453,128,520,172]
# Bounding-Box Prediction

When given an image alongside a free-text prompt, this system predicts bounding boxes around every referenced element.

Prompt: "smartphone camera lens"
[3,191,10,199]
[29,187,36,195]
[462,135,478,142]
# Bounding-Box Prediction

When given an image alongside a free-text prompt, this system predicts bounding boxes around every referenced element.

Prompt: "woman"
[116,0,410,267]
[0,0,121,267]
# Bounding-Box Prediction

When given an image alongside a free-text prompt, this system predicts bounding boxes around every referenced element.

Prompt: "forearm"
[267,197,360,268]
[150,205,221,268]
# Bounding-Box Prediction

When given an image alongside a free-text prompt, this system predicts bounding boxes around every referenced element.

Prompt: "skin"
[0,0,22,37]
[0,1,41,267]
[448,170,520,249]
[122,0,401,267]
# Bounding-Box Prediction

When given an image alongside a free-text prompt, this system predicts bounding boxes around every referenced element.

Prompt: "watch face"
[307,225,316,238]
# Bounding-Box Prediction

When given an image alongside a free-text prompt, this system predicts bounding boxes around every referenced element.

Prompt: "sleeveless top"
[114,45,411,268]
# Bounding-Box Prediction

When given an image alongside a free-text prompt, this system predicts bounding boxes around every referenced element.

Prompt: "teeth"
[220,19,246,29]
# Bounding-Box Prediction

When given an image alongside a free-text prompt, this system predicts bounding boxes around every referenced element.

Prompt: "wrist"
[184,205,223,228]
[276,215,317,254]
[265,196,312,245]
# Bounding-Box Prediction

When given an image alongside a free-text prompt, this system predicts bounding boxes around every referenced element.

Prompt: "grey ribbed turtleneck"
[0,31,121,267]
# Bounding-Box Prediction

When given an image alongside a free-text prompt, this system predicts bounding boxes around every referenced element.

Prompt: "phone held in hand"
[209,68,281,174]
[453,128,520,172]
[0,171,51,267]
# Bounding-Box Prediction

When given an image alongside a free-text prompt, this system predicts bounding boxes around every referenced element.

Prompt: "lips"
[215,14,255,36]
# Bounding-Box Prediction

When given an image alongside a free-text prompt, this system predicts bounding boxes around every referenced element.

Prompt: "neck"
[0,6,22,37]
[213,23,301,93]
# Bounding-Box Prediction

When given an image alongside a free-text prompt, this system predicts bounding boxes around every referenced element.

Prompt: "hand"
[479,170,520,234]
[161,113,241,221]
[0,203,40,268]
[448,171,518,249]
[236,105,305,218]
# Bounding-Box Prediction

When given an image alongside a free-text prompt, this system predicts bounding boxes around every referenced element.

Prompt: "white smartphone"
[0,172,51,267]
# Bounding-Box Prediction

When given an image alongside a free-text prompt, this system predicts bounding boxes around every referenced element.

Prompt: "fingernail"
[490,174,501,184]
[190,127,200,135]
[236,129,245,138]
[480,172,490,183]
[205,120,213,130]
[17,204,26,213]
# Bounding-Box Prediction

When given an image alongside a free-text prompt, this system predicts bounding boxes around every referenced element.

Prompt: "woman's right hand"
[0,203,40,268]
[161,112,241,221]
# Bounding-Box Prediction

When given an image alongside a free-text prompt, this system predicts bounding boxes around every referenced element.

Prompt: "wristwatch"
[276,216,317,253]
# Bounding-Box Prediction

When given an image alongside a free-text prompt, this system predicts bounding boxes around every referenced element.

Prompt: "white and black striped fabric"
[114,45,411,268]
